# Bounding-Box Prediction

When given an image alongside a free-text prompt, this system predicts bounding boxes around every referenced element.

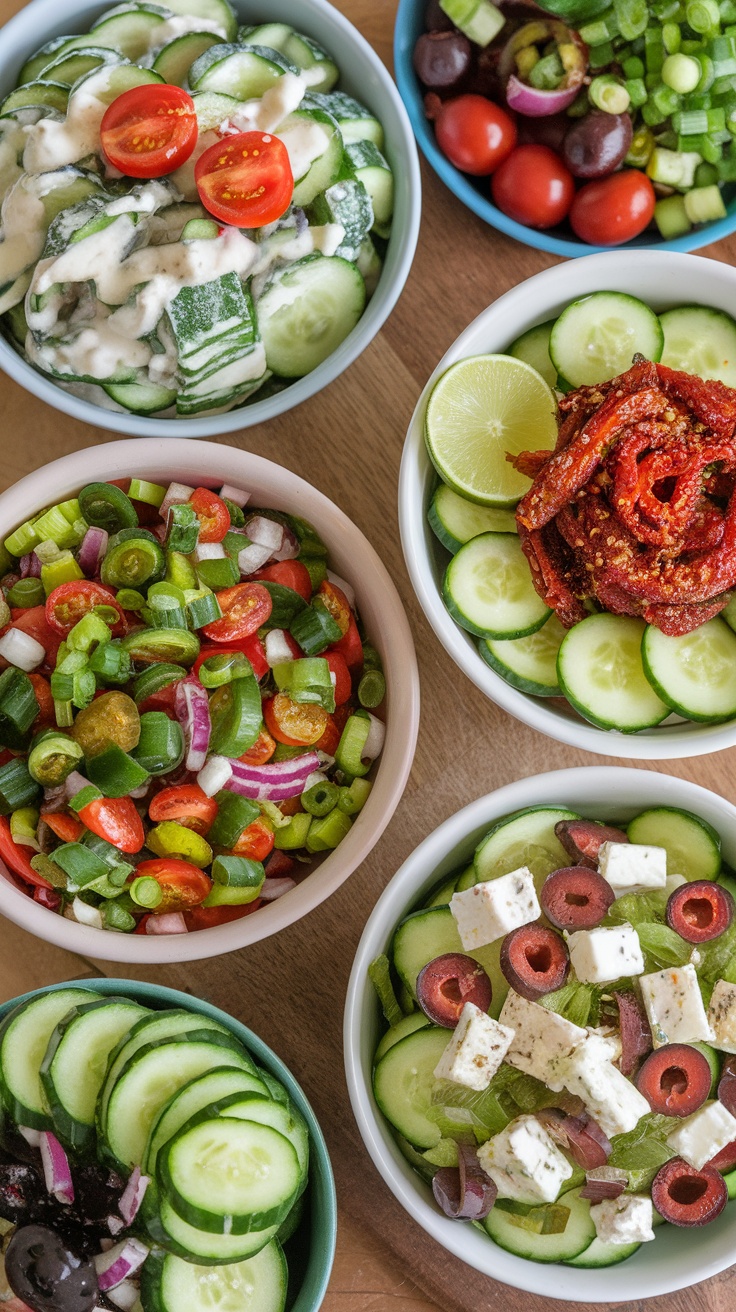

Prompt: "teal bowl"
[0,977,336,1312]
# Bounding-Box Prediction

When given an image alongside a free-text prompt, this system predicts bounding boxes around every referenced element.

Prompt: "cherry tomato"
[325,651,352,706]
[315,581,352,637]
[569,170,656,246]
[253,560,313,602]
[195,131,293,227]
[148,784,219,834]
[184,901,261,930]
[136,857,212,912]
[265,850,297,879]
[137,683,178,718]
[100,84,198,178]
[3,607,61,668]
[263,693,329,746]
[40,812,84,844]
[189,487,230,543]
[491,144,575,229]
[194,637,269,682]
[435,94,517,175]
[46,582,126,637]
[27,674,55,731]
[0,816,51,889]
[315,715,341,756]
[239,728,276,766]
[327,615,363,670]
[77,796,145,853]
[231,817,275,861]
[202,584,272,643]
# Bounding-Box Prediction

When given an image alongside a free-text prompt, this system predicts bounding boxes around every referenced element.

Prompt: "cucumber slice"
[0,81,69,115]
[565,1235,640,1267]
[196,1092,309,1186]
[642,618,736,723]
[160,1118,301,1233]
[146,1066,271,1171]
[256,254,366,378]
[140,1242,287,1312]
[19,35,79,84]
[626,807,721,881]
[311,91,384,148]
[189,43,294,98]
[485,1186,595,1262]
[155,1196,279,1263]
[391,906,508,1018]
[474,806,579,889]
[429,484,517,553]
[423,873,462,908]
[549,292,664,387]
[508,319,557,389]
[190,89,239,131]
[284,31,339,93]
[161,0,237,41]
[659,305,736,387]
[238,23,293,50]
[726,1167,736,1201]
[481,614,567,697]
[73,61,164,104]
[375,1013,431,1063]
[39,47,123,87]
[103,381,177,413]
[86,6,171,60]
[443,533,550,640]
[277,107,343,205]
[372,1027,449,1148]
[0,988,101,1129]
[345,140,394,230]
[152,31,222,85]
[440,0,506,45]
[557,614,670,732]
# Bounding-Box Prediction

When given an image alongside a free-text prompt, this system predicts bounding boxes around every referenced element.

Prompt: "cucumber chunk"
[557,614,670,731]
[152,31,222,85]
[155,1197,279,1263]
[429,484,517,553]
[642,618,736,723]
[391,905,508,1018]
[374,1013,431,1063]
[140,1242,287,1312]
[565,1235,640,1267]
[626,806,721,881]
[549,292,664,387]
[345,140,394,231]
[146,1066,271,1171]
[485,1186,595,1262]
[0,81,69,115]
[189,43,294,98]
[372,1027,449,1148]
[103,381,177,414]
[0,988,101,1129]
[311,91,384,147]
[473,806,579,890]
[481,614,567,697]
[443,533,551,640]
[508,319,557,389]
[277,107,343,204]
[161,0,237,41]
[284,31,339,92]
[256,254,365,378]
[659,305,736,387]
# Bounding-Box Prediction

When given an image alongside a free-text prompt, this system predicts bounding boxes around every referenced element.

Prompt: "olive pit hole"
[660,1065,688,1096]
[682,897,714,929]
[668,1175,708,1206]
[525,945,552,974]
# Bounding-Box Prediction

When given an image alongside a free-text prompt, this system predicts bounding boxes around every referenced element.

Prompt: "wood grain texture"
[3,0,736,1307]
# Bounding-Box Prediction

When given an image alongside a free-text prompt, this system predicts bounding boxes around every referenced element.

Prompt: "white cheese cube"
[567,924,644,985]
[559,1038,650,1138]
[708,979,736,1055]
[477,1114,573,1204]
[433,1003,515,1092]
[449,867,540,952]
[640,964,714,1048]
[499,990,587,1091]
[598,842,668,897]
[586,1026,622,1064]
[590,1194,655,1246]
[666,1099,736,1170]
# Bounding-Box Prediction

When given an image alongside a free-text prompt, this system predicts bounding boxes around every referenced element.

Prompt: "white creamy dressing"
[148,14,228,47]
[222,72,328,183]
[169,128,219,201]
[21,68,115,174]
[0,120,25,206]
[0,168,87,288]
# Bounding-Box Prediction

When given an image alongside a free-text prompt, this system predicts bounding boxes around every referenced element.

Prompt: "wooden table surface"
[3,0,736,1307]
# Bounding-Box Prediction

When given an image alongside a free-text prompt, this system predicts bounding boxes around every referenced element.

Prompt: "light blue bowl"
[0,0,421,436]
[394,0,736,258]
[0,977,337,1312]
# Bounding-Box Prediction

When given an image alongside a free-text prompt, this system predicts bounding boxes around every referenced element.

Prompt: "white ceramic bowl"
[0,0,421,437]
[399,250,736,760]
[345,765,736,1303]
[0,438,419,962]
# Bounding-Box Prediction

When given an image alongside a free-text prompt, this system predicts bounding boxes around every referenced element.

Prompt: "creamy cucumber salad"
[0,0,394,418]
[370,804,736,1267]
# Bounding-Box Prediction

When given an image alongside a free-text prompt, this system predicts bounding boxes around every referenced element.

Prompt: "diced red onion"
[614,990,653,1076]
[362,714,385,761]
[0,628,45,671]
[94,1238,149,1291]
[19,552,42,579]
[197,754,233,797]
[118,1166,149,1225]
[581,1165,628,1201]
[151,523,167,544]
[272,526,300,561]
[506,73,581,115]
[146,912,188,934]
[18,1126,42,1148]
[537,1108,611,1170]
[39,1131,74,1205]
[63,771,89,801]
[225,753,320,802]
[260,877,296,902]
[499,20,587,117]
[193,541,225,563]
[326,570,356,608]
[244,515,284,552]
[78,527,108,577]
[219,483,250,508]
[432,1144,497,1220]
[303,770,327,791]
[105,1280,139,1311]
[265,629,296,667]
[106,1216,125,1236]
[160,481,195,519]
[175,678,211,773]
[238,541,274,575]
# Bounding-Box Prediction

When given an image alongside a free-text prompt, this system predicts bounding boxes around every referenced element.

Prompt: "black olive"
[4,1225,98,1312]
[413,32,472,90]
[562,112,633,179]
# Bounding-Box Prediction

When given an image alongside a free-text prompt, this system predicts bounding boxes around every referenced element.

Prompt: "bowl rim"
[398,248,736,760]
[0,976,337,1312]
[343,764,736,1303]
[393,0,736,258]
[0,0,422,437]
[0,438,420,962]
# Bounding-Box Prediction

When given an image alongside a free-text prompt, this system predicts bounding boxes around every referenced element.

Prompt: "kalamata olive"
[499,924,569,1000]
[413,31,472,90]
[718,1055,736,1117]
[555,818,629,868]
[613,990,653,1077]
[425,0,454,31]
[71,1164,125,1223]
[416,953,492,1027]
[5,1225,98,1312]
[562,111,633,179]
[541,867,615,930]
[635,1044,712,1117]
[651,1159,727,1227]
[516,113,569,154]
[666,880,734,944]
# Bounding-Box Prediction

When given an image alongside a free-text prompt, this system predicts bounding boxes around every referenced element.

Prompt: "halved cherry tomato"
[232,817,275,861]
[28,674,55,730]
[0,816,51,889]
[184,900,261,930]
[189,487,230,543]
[46,582,126,637]
[100,84,198,179]
[328,615,363,670]
[148,784,219,834]
[195,131,293,227]
[263,693,329,746]
[194,638,268,682]
[40,811,83,843]
[135,857,212,912]
[202,584,272,643]
[239,728,276,766]
[137,683,178,718]
[316,581,351,636]
[77,796,145,853]
[3,608,62,669]
[325,651,351,706]
[253,561,312,602]
[315,715,340,756]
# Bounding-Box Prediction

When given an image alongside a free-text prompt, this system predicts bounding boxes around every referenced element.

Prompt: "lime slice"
[424,354,557,507]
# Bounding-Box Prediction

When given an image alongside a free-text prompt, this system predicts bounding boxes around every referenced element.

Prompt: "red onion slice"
[260,877,296,902]
[581,1166,628,1201]
[432,1166,463,1217]
[432,1145,497,1220]
[63,770,90,801]
[118,1166,149,1225]
[614,990,653,1077]
[94,1238,149,1291]
[78,527,109,577]
[145,912,188,935]
[175,678,211,773]
[506,74,580,116]
[273,526,300,561]
[537,1108,611,1170]
[39,1131,74,1205]
[19,553,42,579]
[225,753,320,802]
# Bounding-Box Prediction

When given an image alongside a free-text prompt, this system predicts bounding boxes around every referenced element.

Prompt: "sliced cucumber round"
[374,1013,431,1064]
[642,618,736,723]
[372,1027,449,1149]
[659,304,736,387]
[155,1196,279,1264]
[550,292,664,387]
[626,806,721,881]
[473,806,579,889]
[189,43,293,99]
[481,614,566,696]
[140,1242,287,1312]
[428,484,517,554]
[256,254,365,378]
[443,532,550,640]
[0,80,69,115]
[152,31,222,86]
[0,988,101,1130]
[565,1235,641,1267]
[146,1066,271,1172]
[485,1187,595,1262]
[557,614,670,732]
[423,872,462,909]
[162,0,238,41]
[508,319,557,389]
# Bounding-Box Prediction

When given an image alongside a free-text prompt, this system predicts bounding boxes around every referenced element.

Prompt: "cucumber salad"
[0,986,309,1312]
[0,0,394,418]
[426,289,736,732]
[370,802,736,1268]
[0,474,385,936]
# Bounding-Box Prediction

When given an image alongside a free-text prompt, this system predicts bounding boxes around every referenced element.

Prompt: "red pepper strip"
[0,816,51,889]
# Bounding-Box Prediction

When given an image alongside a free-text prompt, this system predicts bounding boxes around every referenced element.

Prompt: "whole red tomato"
[491,144,574,228]
[570,170,656,246]
[435,94,517,176]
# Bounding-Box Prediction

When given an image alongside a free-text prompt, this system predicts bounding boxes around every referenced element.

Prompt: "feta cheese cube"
[598,842,668,897]
[666,1099,736,1170]
[477,1114,573,1204]
[640,963,714,1048]
[499,990,587,1091]
[567,924,645,985]
[433,1003,515,1092]
[707,979,736,1055]
[449,867,540,952]
[560,1037,649,1138]
[590,1194,655,1246]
